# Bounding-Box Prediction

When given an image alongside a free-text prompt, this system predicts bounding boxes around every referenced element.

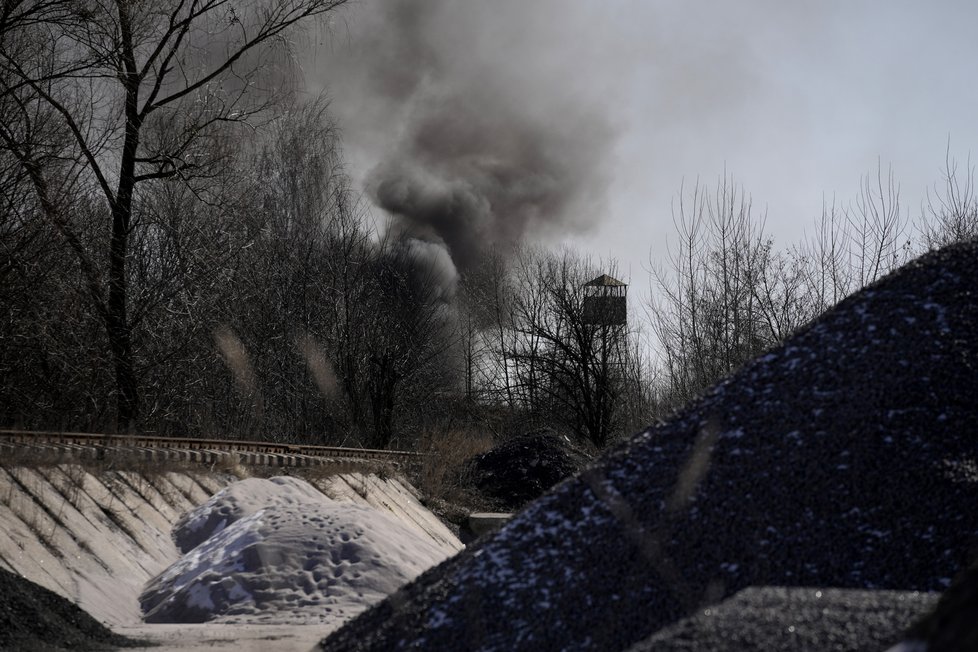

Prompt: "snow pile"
[171,476,324,553]
[141,477,451,625]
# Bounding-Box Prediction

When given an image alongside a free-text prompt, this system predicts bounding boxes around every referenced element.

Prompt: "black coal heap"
[902,556,978,652]
[632,586,937,652]
[467,431,591,511]
[323,241,978,652]
[0,567,137,651]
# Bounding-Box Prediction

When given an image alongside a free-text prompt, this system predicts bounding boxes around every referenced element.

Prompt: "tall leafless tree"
[506,247,641,448]
[649,177,778,407]
[918,152,978,250]
[847,163,910,287]
[0,0,349,430]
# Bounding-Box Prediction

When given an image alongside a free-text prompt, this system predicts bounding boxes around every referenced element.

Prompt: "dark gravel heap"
[322,241,978,652]
[466,432,591,511]
[0,567,137,651]
[629,586,937,651]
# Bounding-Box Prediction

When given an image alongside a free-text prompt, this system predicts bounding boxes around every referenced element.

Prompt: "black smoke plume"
[326,0,616,281]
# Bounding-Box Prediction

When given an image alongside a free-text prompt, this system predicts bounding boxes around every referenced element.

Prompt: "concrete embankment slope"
[0,462,461,633]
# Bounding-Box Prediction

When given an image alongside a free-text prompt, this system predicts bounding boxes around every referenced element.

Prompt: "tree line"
[2,0,976,450]
[650,159,977,410]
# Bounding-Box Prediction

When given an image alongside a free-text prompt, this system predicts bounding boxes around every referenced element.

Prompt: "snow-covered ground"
[141,476,453,626]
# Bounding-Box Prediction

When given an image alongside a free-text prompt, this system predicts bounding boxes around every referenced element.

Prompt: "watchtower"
[582,274,627,326]
[581,272,628,376]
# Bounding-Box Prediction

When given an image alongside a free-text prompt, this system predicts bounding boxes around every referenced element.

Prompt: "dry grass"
[414,427,493,505]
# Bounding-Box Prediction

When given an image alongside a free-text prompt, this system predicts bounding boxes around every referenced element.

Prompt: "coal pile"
[629,586,937,651]
[466,432,590,511]
[900,558,978,652]
[322,241,978,652]
[0,567,137,651]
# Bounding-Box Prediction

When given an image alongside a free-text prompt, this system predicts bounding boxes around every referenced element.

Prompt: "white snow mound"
[172,476,325,553]
[141,477,451,625]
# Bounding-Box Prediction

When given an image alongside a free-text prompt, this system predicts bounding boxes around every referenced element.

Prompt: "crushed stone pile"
[897,557,978,652]
[629,586,937,652]
[0,566,138,651]
[323,241,978,651]
[141,476,451,625]
[466,431,591,510]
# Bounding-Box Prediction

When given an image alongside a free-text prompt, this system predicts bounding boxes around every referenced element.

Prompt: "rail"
[0,429,422,467]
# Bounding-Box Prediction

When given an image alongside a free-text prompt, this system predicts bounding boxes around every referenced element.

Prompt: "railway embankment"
[0,441,461,648]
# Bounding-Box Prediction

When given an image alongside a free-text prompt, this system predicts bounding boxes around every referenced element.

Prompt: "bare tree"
[792,199,854,316]
[0,0,349,430]
[650,164,920,411]
[846,162,910,287]
[152,99,371,443]
[0,4,116,428]
[506,247,639,448]
[918,151,978,250]
[358,237,459,449]
[457,248,518,413]
[649,177,778,408]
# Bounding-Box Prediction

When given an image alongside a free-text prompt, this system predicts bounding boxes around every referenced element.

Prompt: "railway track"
[0,429,422,469]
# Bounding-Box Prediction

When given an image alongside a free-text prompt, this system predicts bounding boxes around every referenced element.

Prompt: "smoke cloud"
[322,0,616,279]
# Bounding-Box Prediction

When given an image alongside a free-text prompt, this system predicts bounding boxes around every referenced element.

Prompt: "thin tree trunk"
[108,4,141,431]
[107,202,137,430]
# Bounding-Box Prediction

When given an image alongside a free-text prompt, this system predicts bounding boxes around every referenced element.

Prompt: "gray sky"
[316,0,978,288]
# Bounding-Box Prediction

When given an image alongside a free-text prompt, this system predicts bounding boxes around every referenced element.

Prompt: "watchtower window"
[582,274,627,326]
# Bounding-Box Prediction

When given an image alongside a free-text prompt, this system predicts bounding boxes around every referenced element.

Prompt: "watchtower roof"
[584,274,626,287]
